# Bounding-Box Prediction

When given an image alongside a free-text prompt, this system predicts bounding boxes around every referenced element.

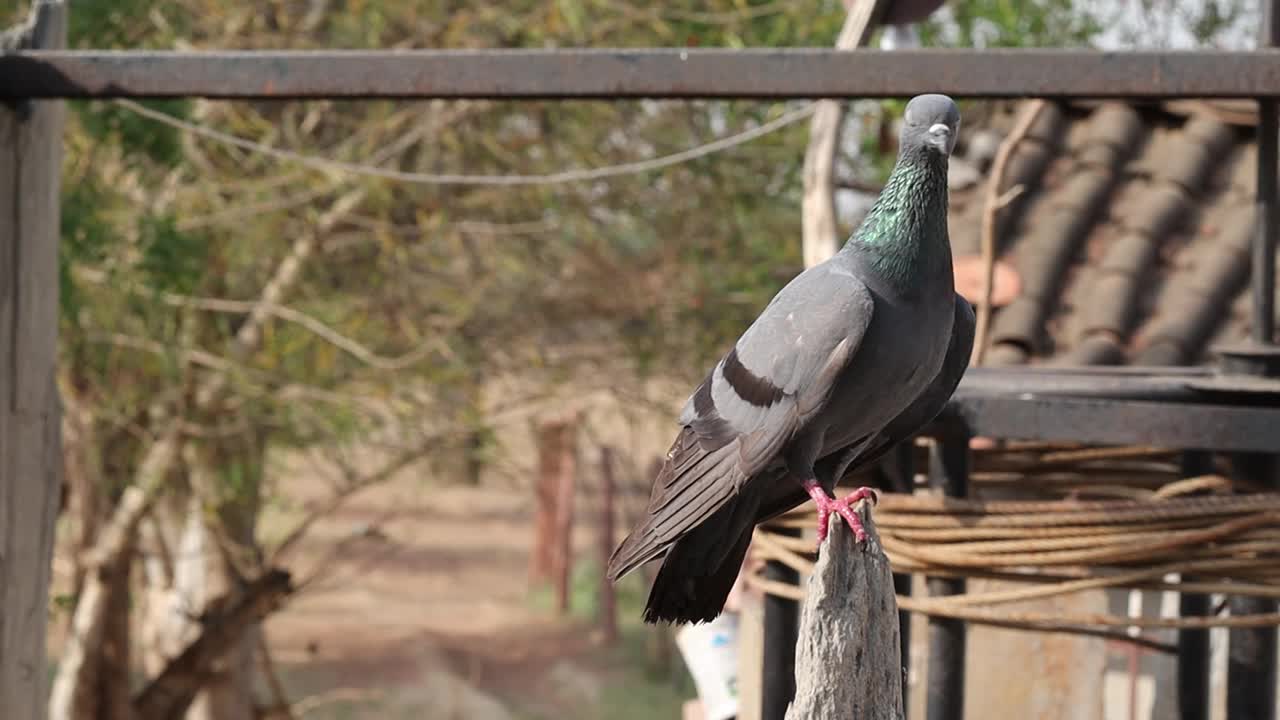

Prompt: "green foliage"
[59,180,118,318]
[137,212,209,294]
[67,0,190,48]
[53,0,1117,618]
[1185,0,1250,45]
[76,100,191,167]
[920,0,1103,48]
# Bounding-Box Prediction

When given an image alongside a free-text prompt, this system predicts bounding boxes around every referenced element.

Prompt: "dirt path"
[262,458,662,718]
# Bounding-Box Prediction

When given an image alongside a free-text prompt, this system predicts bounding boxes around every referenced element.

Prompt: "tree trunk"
[60,386,103,624]
[185,437,264,720]
[55,185,363,720]
[0,3,66,719]
[51,385,135,720]
[140,435,266,720]
[49,549,135,720]
[133,570,292,720]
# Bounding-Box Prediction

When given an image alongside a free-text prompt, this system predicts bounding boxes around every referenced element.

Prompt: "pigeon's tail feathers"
[606,529,662,584]
[607,428,740,583]
[642,522,754,625]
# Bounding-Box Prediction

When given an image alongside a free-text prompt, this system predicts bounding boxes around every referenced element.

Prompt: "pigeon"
[607,94,975,625]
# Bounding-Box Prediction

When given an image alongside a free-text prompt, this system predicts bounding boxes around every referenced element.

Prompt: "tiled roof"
[946,99,1267,368]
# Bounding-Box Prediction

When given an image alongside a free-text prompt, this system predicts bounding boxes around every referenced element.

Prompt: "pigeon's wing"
[753,294,974,525]
[828,293,975,481]
[607,266,875,581]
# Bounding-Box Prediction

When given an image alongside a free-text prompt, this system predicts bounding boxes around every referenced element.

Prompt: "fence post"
[785,504,903,720]
[0,2,66,718]
[598,447,618,644]
[530,414,578,613]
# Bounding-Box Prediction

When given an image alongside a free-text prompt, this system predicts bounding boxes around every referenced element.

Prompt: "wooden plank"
[786,504,904,720]
[0,2,66,718]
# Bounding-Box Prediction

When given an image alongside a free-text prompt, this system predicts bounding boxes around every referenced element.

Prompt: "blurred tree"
[7,0,1186,717]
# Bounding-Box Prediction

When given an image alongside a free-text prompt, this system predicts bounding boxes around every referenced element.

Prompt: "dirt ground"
[260,422,687,719]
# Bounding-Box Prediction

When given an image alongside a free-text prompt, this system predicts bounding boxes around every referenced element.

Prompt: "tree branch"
[132,570,294,720]
[972,100,1046,366]
[801,0,889,268]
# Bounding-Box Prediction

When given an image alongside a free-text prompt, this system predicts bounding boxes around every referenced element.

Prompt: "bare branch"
[268,437,442,563]
[118,97,816,187]
[972,100,1046,366]
[800,0,889,268]
[132,569,293,720]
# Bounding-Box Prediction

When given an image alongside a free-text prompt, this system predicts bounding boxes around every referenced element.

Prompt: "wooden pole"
[599,447,619,644]
[785,503,904,720]
[551,418,577,615]
[0,2,66,718]
[531,416,576,587]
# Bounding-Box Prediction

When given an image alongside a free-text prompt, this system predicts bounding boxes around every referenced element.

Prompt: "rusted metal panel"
[945,392,1280,452]
[6,49,1280,99]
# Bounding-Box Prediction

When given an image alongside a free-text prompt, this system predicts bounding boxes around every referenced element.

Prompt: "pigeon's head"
[902,94,961,157]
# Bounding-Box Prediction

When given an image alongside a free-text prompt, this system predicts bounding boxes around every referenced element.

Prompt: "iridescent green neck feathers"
[841,145,951,292]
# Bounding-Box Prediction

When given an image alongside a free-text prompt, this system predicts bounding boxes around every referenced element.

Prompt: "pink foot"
[801,481,878,545]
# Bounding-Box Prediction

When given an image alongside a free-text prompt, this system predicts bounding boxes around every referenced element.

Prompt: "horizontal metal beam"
[947,366,1280,451]
[6,49,1280,100]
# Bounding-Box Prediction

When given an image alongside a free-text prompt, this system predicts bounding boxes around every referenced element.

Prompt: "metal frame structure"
[6,18,1280,720]
[8,48,1280,99]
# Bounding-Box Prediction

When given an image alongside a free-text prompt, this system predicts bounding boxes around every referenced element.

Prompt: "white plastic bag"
[675,612,740,720]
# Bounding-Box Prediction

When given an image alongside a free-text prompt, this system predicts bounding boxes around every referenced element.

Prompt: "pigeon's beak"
[927,123,956,156]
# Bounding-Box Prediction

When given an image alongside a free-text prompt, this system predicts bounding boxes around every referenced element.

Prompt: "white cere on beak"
[927,123,954,154]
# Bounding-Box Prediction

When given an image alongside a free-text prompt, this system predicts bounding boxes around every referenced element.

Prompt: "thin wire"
[116,98,818,187]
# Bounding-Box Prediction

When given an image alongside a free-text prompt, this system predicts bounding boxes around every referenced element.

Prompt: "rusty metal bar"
[1226,454,1279,720]
[946,394,1280,453]
[925,436,968,720]
[761,525,801,720]
[8,49,1280,99]
[887,441,916,717]
[1177,451,1214,720]
[1256,98,1278,345]
[1256,100,1278,346]
[1225,4,1280,715]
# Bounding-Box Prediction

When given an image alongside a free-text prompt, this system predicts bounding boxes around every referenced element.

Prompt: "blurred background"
[2,0,1266,718]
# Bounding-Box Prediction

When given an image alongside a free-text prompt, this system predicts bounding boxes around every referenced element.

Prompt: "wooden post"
[786,503,903,720]
[0,2,66,718]
[551,420,577,615]
[599,447,618,644]
[530,414,578,613]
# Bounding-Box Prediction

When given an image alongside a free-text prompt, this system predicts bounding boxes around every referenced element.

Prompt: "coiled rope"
[746,451,1280,651]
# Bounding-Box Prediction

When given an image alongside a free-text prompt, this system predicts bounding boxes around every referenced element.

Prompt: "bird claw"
[802,482,876,546]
